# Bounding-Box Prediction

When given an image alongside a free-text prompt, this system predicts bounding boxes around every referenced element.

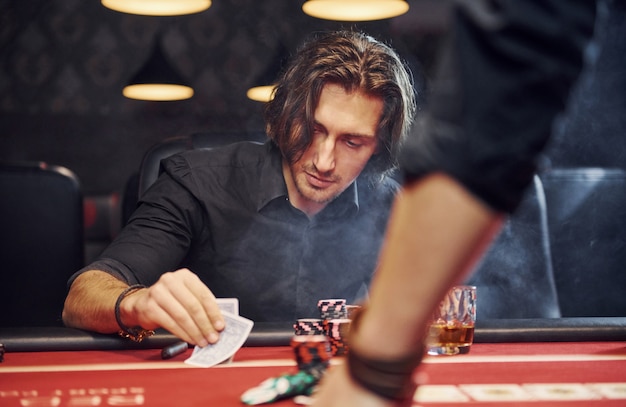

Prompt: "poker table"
[2,317,626,406]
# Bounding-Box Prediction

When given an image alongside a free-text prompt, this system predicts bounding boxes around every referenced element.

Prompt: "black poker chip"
[317,298,347,320]
[293,318,325,336]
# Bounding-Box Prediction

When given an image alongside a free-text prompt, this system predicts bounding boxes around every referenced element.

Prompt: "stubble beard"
[294,163,343,206]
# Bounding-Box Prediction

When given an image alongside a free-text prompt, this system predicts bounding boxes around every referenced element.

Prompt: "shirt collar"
[256,142,289,211]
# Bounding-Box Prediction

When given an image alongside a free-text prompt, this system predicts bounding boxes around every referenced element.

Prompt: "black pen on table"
[161,341,189,360]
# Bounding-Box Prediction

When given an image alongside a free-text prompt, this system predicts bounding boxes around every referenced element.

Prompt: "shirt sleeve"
[68,154,205,287]
[400,0,597,213]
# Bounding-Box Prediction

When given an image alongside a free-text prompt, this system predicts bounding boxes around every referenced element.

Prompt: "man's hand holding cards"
[184,300,253,367]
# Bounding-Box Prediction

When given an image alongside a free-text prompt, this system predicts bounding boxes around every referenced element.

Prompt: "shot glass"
[426,285,476,356]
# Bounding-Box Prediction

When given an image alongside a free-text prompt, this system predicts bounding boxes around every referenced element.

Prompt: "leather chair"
[0,161,84,327]
[120,132,267,225]
[466,175,561,319]
[137,132,267,198]
[541,168,626,317]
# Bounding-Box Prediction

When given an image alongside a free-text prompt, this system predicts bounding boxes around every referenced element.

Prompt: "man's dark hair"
[265,30,416,180]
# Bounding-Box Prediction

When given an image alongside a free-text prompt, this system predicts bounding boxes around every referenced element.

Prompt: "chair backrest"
[137,132,268,198]
[466,175,561,319]
[541,168,626,317]
[0,161,84,327]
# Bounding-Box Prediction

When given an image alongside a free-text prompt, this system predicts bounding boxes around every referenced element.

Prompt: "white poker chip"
[274,376,291,394]
[241,387,279,405]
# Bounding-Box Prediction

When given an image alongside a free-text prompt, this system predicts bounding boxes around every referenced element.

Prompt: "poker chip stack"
[317,298,352,357]
[240,371,318,405]
[325,318,352,356]
[240,334,332,405]
[242,301,355,405]
[291,335,333,380]
[317,298,347,321]
[293,318,325,336]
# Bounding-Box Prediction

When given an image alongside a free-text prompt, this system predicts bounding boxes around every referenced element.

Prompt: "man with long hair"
[63,31,416,347]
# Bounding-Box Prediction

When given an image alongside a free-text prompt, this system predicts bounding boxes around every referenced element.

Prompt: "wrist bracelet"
[115,284,154,343]
[346,309,424,401]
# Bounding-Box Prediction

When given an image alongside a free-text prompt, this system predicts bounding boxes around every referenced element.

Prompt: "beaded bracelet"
[346,309,424,401]
[114,284,154,343]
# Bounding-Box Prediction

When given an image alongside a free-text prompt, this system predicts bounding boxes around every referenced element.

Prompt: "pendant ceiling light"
[246,85,276,103]
[302,0,409,21]
[101,0,211,16]
[123,37,194,101]
[247,44,288,103]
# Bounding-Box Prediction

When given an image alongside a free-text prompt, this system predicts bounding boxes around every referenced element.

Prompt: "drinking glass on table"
[426,285,476,356]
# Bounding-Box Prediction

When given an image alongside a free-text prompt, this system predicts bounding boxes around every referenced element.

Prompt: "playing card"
[523,383,601,400]
[414,385,470,402]
[185,311,253,367]
[216,298,239,315]
[191,298,240,357]
[459,384,532,401]
[588,383,626,399]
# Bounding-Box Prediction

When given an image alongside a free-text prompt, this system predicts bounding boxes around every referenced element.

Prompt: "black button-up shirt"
[71,141,398,321]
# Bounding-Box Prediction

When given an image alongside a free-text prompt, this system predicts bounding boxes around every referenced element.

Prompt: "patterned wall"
[0,0,413,194]
[1,0,624,196]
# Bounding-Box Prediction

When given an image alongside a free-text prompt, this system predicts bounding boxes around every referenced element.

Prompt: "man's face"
[283,83,383,216]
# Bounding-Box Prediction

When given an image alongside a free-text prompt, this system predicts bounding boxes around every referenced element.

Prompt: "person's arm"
[311,0,596,404]
[64,153,230,346]
[352,173,502,357]
[63,268,225,347]
[310,173,502,407]
[63,270,131,334]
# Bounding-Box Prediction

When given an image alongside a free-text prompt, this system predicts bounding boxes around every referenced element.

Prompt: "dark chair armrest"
[2,318,626,352]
